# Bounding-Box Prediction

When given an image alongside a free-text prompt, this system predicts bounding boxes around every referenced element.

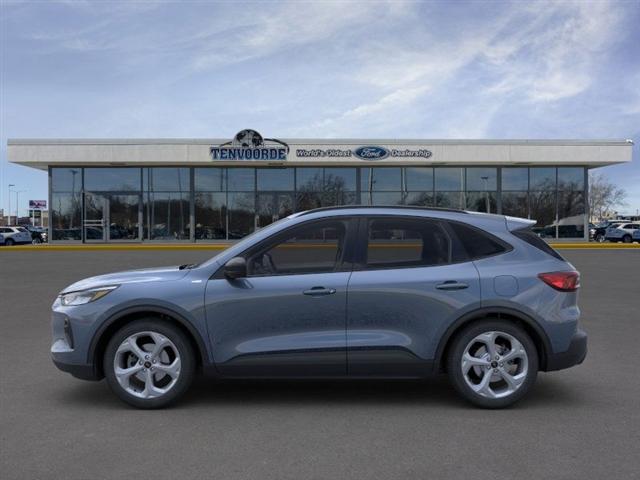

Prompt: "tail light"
[538,271,580,292]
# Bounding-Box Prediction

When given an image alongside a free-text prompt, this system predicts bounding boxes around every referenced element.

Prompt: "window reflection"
[51,168,82,193]
[257,168,294,191]
[466,168,497,191]
[51,193,82,240]
[529,168,556,190]
[501,192,528,219]
[227,169,255,191]
[435,168,464,191]
[227,192,255,238]
[145,168,189,192]
[195,192,226,240]
[195,168,225,191]
[144,192,189,240]
[85,168,141,191]
[502,168,528,191]
[405,168,433,191]
[557,167,584,190]
[361,167,402,191]
[466,192,497,213]
[435,192,465,209]
[557,191,585,238]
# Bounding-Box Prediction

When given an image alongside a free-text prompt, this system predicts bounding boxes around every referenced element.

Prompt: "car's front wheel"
[447,320,538,408]
[104,319,195,409]
[595,233,605,243]
[622,235,632,243]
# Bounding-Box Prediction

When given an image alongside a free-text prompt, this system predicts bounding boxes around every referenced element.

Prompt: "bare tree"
[589,172,627,221]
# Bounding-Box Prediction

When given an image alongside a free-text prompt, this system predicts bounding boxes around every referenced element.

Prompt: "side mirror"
[224,257,247,279]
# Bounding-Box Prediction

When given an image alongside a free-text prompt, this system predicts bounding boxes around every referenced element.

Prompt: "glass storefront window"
[501,192,528,219]
[529,168,556,191]
[51,168,82,193]
[324,168,357,192]
[145,168,190,192]
[365,192,404,206]
[435,192,465,209]
[466,168,497,191]
[85,168,141,191]
[257,168,294,191]
[529,190,556,237]
[361,167,402,191]
[558,167,584,190]
[435,168,464,191]
[557,190,585,238]
[195,192,226,240]
[296,168,323,191]
[405,167,433,191]
[466,191,497,213]
[51,192,82,240]
[227,192,255,238]
[144,192,189,240]
[404,192,433,206]
[295,191,322,212]
[195,168,225,191]
[501,168,528,191]
[227,168,255,191]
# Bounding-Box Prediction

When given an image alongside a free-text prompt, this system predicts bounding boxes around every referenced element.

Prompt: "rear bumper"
[544,328,587,371]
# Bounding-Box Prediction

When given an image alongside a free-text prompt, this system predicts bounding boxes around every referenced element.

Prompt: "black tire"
[622,235,632,243]
[5,238,14,246]
[595,233,605,243]
[447,319,538,409]
[32,237,42,244]
[104,318,196,409]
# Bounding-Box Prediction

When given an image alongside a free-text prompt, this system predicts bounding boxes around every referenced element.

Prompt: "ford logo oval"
[354,146,389,160]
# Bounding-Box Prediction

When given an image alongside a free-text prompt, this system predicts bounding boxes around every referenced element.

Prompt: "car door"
[204,217,356,377]
[346,216,481,377]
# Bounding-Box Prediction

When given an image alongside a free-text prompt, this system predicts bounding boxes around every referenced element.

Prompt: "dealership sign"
[296,146,433,160]
[211,129,289,161]
[29,200,47,209]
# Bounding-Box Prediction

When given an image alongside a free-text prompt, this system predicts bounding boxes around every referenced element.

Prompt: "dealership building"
[7,131,633,243]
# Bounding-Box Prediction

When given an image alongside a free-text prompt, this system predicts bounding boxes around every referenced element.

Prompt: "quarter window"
[247,220,348,276]
[365,218,450,269]
[448,222,509,259]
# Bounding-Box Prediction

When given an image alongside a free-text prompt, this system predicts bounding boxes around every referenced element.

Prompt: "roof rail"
[296,205,469,216]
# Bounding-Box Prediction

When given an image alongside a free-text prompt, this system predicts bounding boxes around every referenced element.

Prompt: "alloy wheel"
[113,331,181,399]
[461,331,529,399]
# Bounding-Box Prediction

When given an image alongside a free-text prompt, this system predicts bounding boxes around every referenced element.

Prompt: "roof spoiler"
[505,216,537,231]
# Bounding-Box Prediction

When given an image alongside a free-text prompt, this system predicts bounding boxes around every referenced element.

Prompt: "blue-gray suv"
[51,207,587,409]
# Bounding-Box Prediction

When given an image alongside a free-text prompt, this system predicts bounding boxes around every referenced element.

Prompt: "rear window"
[447,222,510,260]
[512,228,565,261]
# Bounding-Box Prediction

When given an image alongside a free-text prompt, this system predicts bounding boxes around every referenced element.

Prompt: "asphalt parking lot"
[1,249,639,479]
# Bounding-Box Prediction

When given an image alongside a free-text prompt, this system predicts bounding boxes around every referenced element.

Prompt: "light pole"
[8,184,15,225]
[15,190,26,224]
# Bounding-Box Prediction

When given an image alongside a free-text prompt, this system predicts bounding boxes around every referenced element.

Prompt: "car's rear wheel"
[447,320,538,408]
[622,235,632,243]
[5,238,14,246]
[104,319,195,409]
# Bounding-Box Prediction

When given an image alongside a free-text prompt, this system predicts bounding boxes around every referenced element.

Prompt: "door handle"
[436,281,469,291]
[303,286,337,296]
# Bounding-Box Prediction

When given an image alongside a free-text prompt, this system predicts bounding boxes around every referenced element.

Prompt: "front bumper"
[544,328,587,371]
[52,357,101,380]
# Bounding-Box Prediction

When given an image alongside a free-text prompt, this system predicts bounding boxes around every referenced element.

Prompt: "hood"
[60,266,190,293]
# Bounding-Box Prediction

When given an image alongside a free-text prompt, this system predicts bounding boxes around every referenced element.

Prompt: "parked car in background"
[591,220,626,242]
[0,226,32,246]
[632,229,640,243]
[605,223,640,243]
[21,225,48,244]
[0,232,4,245]
[51,206,586,409]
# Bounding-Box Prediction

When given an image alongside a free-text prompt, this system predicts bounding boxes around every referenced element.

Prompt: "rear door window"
[364,217,450,269]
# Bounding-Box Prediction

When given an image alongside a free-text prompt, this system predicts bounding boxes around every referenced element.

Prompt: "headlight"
[60,286,118,306]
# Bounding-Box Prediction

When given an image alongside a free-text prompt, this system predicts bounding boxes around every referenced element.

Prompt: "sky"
[1,0,639,217]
